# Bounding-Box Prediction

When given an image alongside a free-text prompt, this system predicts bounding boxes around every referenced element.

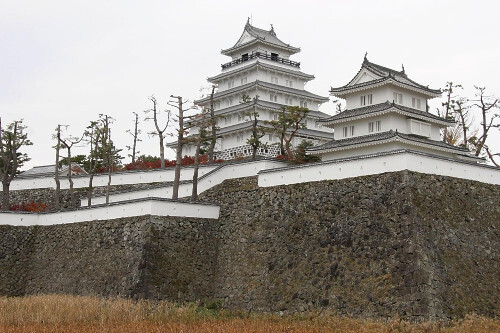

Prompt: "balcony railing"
[221,52,300,69]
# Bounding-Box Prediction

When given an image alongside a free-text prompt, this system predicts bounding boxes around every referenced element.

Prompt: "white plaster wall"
[344,86,429,111]
[320,142,404,160]
[88,159,287,206]
[11,165,219,191]
[333,116,387,140]
[0,199,220,226]
[430,125,442,141]
[258,151,500,188]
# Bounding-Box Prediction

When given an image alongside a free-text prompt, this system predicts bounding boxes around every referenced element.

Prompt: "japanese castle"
[307,55,481,162]
[191,19,334,160]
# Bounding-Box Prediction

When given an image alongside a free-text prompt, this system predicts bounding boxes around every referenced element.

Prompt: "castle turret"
[187,20,334,159]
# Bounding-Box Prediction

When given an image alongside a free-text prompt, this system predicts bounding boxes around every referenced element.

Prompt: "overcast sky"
[1,0,499,170]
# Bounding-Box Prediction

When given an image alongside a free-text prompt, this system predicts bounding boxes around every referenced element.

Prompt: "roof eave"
[319,107,453,127]
[221,39,301,56]
[330,80,441,98]
[307,135,471,156]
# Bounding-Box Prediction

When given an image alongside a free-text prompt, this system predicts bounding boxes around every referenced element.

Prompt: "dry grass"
[0,295,497,332]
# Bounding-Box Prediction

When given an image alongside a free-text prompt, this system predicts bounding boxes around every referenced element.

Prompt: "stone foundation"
[0,171,498,321]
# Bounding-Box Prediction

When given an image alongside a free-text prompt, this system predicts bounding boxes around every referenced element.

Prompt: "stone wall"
[1,181,169,210]
[0,171,498,321]
[197,172,499,320]
[0,215,217,301]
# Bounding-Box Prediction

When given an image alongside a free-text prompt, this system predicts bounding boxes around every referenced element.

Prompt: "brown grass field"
[0,295,497,332]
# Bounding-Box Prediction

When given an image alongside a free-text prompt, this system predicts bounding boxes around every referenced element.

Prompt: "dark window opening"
[242,53,249,61]
[271,53,278,61]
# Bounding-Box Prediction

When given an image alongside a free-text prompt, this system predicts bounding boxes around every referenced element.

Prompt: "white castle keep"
[185,19,334,160]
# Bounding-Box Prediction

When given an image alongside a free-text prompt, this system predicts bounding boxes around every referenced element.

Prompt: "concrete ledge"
[258,149,500,187]
[0,198,220,226]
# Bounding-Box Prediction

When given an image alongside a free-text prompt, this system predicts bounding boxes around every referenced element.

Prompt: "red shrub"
[124,155,224,171]
[2,201,48,212]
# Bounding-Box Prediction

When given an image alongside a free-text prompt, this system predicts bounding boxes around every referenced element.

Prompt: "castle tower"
[307,56,481,162]
[191,20,334,159]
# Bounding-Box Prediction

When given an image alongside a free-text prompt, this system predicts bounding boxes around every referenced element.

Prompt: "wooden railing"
[221,52,300,69]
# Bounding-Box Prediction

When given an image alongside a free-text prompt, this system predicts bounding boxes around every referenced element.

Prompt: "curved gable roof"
[222,20,300,55]
[330,56,441,97]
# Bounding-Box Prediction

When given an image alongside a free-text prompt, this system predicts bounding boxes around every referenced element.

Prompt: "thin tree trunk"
[54,125,61,210]
[132,113,139,163]
[159,135,165,168]
[191,138,201,201]
[172,97,184,200]
[87,175,94,207]
[2,182,9,211]
[67,147,75,208]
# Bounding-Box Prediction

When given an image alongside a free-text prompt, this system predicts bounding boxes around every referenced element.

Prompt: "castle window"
[271,53,278,61]
[285,97,293,105]
[360,94,373,106]
[286,80,293,87]
[228,81,234,89]
[240,77,247,85]
[270,94,277,102]
[342,126,354,138]
[412,97,421,109]
[393,92,403,104]
[242,53,249,61]
[300,101,308,108]
[409,119,431,137]
[368,121,381,133]
[271,76,279,84]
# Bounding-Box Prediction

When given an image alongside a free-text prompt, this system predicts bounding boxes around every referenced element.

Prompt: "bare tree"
[207,85,218,164]
[0,118,32,211]
[439,82,462,142]
[53,124,63,210]
[145,96,171,168]
[190,108,210,201]
[168,95,196,199]
[59,130,83,208]
[98,114,121,204]
[469,86,499,157]
[449,97,477,149]
[126,112,141,163]
[332,99,345,114]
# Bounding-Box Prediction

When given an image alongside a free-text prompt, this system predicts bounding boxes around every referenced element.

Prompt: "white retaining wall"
[258,150,500,187]
[87,159,288,205]
[10,164,220,191]
[0,199,220,226]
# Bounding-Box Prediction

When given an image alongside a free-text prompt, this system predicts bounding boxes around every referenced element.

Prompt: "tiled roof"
[18,164,87,178]
[20,165,55,177]
[330,57,441,96]
[307,130,471,153]
[195,80,329,104]
[319,101,453,125]
[216,120,335,139]
[209,100,330,119]
[222,21,300,55]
